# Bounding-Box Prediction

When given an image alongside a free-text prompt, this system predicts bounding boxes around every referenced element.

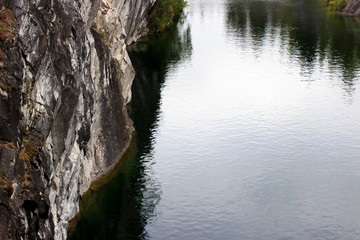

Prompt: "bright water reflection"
[145,0,360,239]
[70,0,360,239]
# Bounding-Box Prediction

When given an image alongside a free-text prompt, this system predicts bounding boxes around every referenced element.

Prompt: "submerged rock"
[0,0,154,239]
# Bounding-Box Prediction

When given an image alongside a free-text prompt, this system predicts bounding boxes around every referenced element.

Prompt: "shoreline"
[67,129,136,237]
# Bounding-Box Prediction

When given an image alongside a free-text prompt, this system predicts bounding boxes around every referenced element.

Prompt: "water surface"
[69,0,360,239]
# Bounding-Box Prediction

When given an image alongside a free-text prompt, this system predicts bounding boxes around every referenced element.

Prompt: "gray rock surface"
[336,0,360,16]
[0,0,154,239]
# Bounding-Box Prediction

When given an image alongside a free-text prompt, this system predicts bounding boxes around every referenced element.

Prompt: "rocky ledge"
[335,0,360,16]
[0,0,155,239]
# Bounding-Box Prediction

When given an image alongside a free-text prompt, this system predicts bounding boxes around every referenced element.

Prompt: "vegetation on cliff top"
[148,0,187,33]
[327,0,347,11]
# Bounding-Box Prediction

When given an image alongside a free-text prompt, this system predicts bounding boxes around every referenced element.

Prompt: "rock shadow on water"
[67,139,161,240]
[68,15,193,240]
[128,14,193,154]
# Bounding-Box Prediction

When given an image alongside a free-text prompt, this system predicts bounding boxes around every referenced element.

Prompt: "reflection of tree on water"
[128,17,192,156]
[129,17,193,238]
[226,0,360,94]
[128,18,192,237]
[68,18,192,240]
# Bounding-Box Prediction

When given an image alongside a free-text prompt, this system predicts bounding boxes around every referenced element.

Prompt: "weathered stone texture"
[336,0,360,16]
[0,0,154,239]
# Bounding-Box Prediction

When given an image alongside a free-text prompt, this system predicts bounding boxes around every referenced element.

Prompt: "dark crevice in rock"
[23,199,38,212]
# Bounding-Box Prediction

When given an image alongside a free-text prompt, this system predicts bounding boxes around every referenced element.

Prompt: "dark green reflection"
[68,143,149,240]
[226,0,360,90]
[128,20,192,154]
[68,18,192,240]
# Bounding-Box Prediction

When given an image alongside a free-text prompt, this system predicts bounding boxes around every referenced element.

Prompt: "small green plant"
[23,140,32,147]
[24,140,36,157]
[328,0,347,10]
[0,24,5,30]
[19,152,31,165]
[99,30,105,38]
[149,0,187,33]
[0,168,3,176]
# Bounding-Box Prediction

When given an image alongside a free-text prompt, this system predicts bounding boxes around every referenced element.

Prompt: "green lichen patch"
[19,152,31,166]
[99,30,105,38]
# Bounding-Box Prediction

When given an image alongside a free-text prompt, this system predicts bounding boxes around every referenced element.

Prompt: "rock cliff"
[334,0,360,16]
[0,0,155,239]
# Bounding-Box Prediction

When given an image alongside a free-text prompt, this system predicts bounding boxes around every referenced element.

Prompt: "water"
[69,0,360,239]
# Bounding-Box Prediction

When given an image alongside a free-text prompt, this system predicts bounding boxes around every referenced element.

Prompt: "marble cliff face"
[0,0,155,239]
[337,0,360,16]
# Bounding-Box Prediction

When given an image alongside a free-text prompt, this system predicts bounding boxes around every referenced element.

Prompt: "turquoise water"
[69,0,360,239]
